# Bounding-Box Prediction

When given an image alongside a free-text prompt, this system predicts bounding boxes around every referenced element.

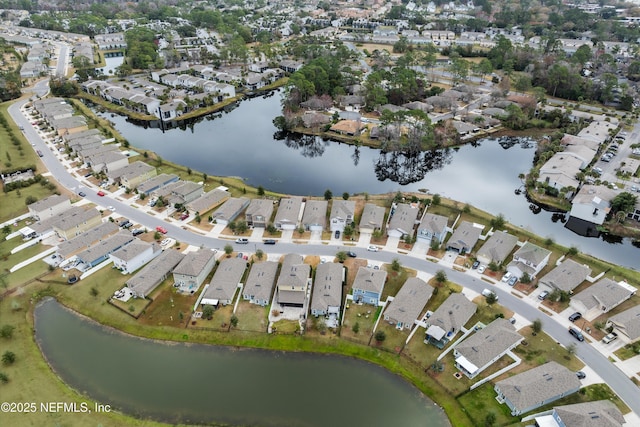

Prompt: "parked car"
[538,290,549,300]
[508,276,518,287]
[347,251,357,258]
[602,332,618,344]
[477,265,486,274]
[501,272,513,282]
[568,312,582,322]
[67,275,78,284]
[481,289,498,300]
[568,327,585,342]
[119,220,131,228]
[236,252,243,258]
[263,239,276,245]
[235,238,249,244]
[97,190,105,197]
[179,212,190,220]
[155,226,167,234]
[36,149,43,157]
[107,206,116,212]
[78,191,86,197]
[367,245,379,252]
[472,261,480,269]
[132,229,144,236]
[334,230,340,239]
[576,371,586,379]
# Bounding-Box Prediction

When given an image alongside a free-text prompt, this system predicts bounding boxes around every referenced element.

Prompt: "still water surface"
[97,93,639,268]
[35,299,449,427]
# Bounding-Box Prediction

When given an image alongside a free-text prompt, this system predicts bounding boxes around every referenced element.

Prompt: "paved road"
[7,96,640,416]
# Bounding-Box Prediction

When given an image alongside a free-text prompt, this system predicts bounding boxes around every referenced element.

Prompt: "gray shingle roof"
[311,262,344,313]
[495,361,581,414]
[245,199,274,223]
[302,200,327,228]
[173,249,217,278]
[513,242,551,266]
[455,318,523,373]
[204,258,246,302]
[552,400,624,427]
[477,231,519,264]
[212,197,250,222]
[187,188,230,214]
[56,221,119,258]
[539,259,591,292]
[572,278,635,312]
[76,231,135,264]
[330,200,355,222]
[275,197,303,227]
[52,207,101,232]
[447,221,482,251]
[109,240,155,262]
[388,203,419,235]
[608,305,640,341]
[352,267,387,294]
[427,293,477,334]
[419,213,448,235]
[28,194,70,213]
[384,277,433,327]
[359,203,386,229]
[243,261,279,303]
[127,249,185,298]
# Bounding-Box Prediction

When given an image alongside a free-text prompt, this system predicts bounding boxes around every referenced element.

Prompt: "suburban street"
[7,90,640,418]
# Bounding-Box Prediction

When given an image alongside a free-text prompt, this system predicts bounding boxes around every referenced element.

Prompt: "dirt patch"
[344,258,368,292]
[138,285,195,328]
[304,255,321,267]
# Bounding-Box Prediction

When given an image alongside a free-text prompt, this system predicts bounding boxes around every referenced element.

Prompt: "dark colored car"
[576,371,586,379]
[67,275,78,284]
[334,230,340,239]
[508,276,518,287]
[263,239,276,245]
[347,251,357,258]
[569,327,584,342]
[569,312,582,322]
[472,261,480,269]
[132,229,144,236]
[78,191,86,197]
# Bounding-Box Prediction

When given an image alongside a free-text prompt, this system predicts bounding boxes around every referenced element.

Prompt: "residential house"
[245,199,274,228]
[537,153,583,197]
[506,242,551,279]
[387,203,419,238]
[454,318,524,379]
[569,185,618,227]
[50,116,89,137]
[359,203,386,233]
[563,145,596,169]
[166,181,203,205]
[107,161,157,189]
[606,305,640,343]
[446,221,483,253]
[20,61,46,78]
[329,119,364,136]
[302,200,328,231]
[476,231,519,266]
[425,293,477,348]
[275,254,311,308]
[352,267,387,306]
[137,173,180,195]
[94,33,126,50]
[109,241,161,274]
[200,257,246,306]
[28,194,71,221]
[532,400,625,427]
[187,188,231,215]
[52,207,102,240]
[212,197,250,225]
[274,197,303,230]
[56,221,119,260]
[329,200,355,233]
[570,278,636,321]
[383,278,433,331]
[242,261,279,306]
[279,59,303,73]
[172,249,217,294]
[538,259,592,294]
[494,361,581,416]
[417,212,448,243]
[158,100,187,120]
[310,262,344,323]
[127,249,185,298]
[86,151,129,174]
[75,231,135,268]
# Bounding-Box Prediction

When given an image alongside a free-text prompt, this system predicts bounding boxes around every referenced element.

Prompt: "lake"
[94,92,639,269]
[34,298,449,427]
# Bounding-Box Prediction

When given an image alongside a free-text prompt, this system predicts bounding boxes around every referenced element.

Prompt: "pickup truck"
[602,332,618,344]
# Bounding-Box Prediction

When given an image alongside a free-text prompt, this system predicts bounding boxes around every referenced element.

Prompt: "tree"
[432,194,441,206]
[568,246,579,256]
[611,192,637,214]
[257,186,265,196]
[532,319,542,335]
[0,325,15,339]
[224,244,233,257]
[488,262,499,272]
[343,224,354,238]
[374,330,386,343]
[485,292,497,305]
[342,192,349,200]
[236,221,248,234]
[484,412,496,427]
[335,251,347,263]
[490,214,505,229]
[0,372,8,384]
[435,270,447,284]
[520,272,532,284]
[544,237,554,247]
[230,315,238,328]
[2,351,15,365]
[391,258,401,272]
[255,249,264,260]
[566,343,577,357]
[153,231,161,240]
[202,305,214,320]
[352,322,360,334]
[324,189,333,200]
[90,287,99,297]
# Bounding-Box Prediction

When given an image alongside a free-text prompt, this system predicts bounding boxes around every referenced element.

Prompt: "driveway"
[383,236,400,251]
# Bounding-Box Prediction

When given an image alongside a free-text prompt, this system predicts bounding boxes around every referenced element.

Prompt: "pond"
[94,93,639,269]
[35,299,450,427]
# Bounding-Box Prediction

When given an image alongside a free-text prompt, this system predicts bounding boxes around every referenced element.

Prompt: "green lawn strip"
[381,265,416,300]
[1,244,53,290]
[0,101,43,171]
[457,382,517,426]
[614,343,640,361]
[512,327,584,373]
[235,301,269,333]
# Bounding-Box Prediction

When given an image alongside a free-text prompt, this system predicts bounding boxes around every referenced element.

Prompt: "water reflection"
[374,149,452,185]
[279,134,329,158]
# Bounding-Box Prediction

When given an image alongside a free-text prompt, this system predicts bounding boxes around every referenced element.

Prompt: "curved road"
[8,90,640,416]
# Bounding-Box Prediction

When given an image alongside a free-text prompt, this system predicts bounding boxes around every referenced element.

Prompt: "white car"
[477,265,486,274]
[481,289,498,300]
[367,245,379,252]
[501,272,512,282]
[107,206,116,212]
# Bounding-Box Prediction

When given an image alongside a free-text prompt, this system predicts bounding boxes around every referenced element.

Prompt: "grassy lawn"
[341,302,378,344]
[0,185,59,223]
[381,264,417,300]
[111,295,151,318]
[457,382,517,426]
[375,320,409,353]
[138,282,195,327]
[234,300,269,333]
[614,342,640,361]
[271,318,299,334]
[510,326,584,375]
[1,243,53,290]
